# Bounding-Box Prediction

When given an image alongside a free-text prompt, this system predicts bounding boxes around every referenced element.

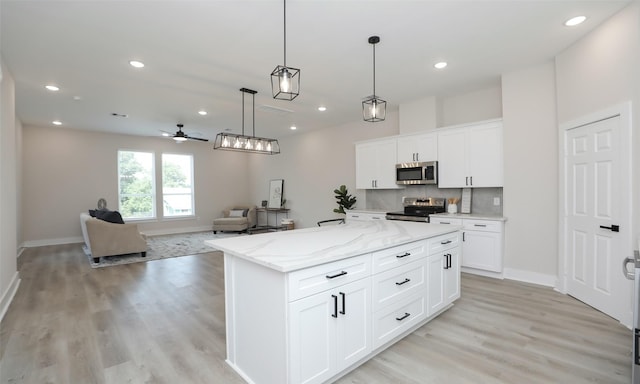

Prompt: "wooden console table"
[249,208,290,234]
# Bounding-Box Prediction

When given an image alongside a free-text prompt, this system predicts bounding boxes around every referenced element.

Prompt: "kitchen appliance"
[396,161,438,185]
[623,244,640,383]
[386,197,446,222]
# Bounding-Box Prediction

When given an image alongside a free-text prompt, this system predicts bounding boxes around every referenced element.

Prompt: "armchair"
[212,206,257,234]
[80,212,147,263]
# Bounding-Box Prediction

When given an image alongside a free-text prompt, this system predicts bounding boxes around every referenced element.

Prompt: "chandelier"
[213,88,280,155]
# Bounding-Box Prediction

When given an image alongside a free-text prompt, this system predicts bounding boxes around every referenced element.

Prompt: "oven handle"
[623,256,635,280]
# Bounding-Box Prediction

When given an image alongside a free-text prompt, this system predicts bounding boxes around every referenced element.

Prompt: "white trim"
[0,272,20,323]
[503,268,557,288]
[19,225,215,248]
[461,267,503,280]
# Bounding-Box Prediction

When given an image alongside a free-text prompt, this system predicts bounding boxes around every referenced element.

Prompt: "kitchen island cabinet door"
[289,278,372,384]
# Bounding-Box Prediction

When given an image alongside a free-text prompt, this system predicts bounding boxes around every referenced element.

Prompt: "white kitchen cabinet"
[355,138,403,189]
[462,219,504,273]
[289,278,371,384]
[437,120,503,188]
[396,132,437,163]
[427,232,461,315]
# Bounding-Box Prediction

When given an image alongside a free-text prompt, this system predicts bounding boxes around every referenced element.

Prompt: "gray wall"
[21,125,252,244]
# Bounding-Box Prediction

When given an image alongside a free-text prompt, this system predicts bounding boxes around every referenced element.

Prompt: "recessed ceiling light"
[73,95,82,101]
[52,120,62,125]
[45,85,60,91]
[198,110,208,116]
[565,16,586,27]
[290,125,297,130]
[434,62,448,69]
[129,60,145,68]
[318,106,327,112]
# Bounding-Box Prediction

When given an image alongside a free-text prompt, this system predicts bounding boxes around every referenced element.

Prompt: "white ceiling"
[1,0,631,141]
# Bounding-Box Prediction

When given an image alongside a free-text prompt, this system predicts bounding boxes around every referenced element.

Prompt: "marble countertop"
[345,209,389,214]
[430,213,507,221]
[205,221,460,273]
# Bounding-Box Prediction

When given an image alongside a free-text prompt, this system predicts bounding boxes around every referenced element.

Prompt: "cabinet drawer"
[463,219,502,233]
[346,212,386,222]
[430,217,462,226]
[288,255,372,302]
[372,240,427,274]
[372,259,426,311]
[372,291,427,349]
[427,232,460,254]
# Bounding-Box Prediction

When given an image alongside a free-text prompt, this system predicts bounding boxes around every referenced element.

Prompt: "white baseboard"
[0,272,20,323]
[503,267,557,287]
[19,226,214,248]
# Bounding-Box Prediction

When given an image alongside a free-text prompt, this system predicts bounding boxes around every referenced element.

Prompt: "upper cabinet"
[396,133,437,163]
[355,138,403,189]
[437,120,503,188]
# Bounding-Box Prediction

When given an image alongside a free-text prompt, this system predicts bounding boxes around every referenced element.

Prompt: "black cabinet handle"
[441,240,452,245]
[395,312,410,321]
[448,253,452,269]
[331,295,338,318]
[463,232,465,241]
[635,328,640,364]
[470,176,473,186]
[600,224,620,232]
[339,292,346,315]
[465,176,468,186]
[474,224,487,227]
[396,252,411,259]
[326,271,347,279]
[395,278,411,286]
[443,254,449,270]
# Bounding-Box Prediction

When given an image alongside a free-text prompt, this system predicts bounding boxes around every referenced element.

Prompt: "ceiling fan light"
[173,136,187,142]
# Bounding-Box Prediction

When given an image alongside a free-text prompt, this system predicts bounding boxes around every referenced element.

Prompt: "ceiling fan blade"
[188,136,209,142]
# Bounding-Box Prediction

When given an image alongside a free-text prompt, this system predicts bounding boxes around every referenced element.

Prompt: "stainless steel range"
[386,197,446,223]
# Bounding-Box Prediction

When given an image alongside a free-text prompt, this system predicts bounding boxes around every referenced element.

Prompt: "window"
[118,150,156,220]
[162,153,194,217]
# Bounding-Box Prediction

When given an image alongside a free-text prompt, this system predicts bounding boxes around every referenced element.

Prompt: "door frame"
[557,101,633,327]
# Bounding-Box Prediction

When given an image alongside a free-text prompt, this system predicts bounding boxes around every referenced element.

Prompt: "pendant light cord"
[372,42,376,96]
[252,91,256,137]
[241,90,245,136]
[283,0,287,67]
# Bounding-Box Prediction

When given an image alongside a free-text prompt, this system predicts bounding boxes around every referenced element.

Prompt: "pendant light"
[362,36,386,122]
[213,88,280,155]
[270,0,300,100]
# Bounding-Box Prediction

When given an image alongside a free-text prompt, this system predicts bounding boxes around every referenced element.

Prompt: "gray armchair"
[212,206,257,234]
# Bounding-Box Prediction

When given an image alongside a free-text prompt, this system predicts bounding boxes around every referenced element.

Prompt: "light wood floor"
[0,244,631,384]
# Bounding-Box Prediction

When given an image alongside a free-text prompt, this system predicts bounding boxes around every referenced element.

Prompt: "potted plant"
[333,185,357,214]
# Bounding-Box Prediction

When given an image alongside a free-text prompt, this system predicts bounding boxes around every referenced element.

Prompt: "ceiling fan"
[168,124,209,142]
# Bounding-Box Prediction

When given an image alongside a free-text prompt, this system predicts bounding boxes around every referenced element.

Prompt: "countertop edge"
[431,213,507,221]
[205,224,461,273]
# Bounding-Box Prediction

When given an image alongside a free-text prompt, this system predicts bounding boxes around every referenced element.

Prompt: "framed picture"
[268,179,284,209]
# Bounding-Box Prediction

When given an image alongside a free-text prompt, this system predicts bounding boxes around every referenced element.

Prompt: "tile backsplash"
[365,185,503,216]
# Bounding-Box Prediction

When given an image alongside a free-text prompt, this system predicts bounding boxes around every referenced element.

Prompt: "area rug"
[84,231,242,268]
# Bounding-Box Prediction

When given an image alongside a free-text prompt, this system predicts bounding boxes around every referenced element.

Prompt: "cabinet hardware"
[352,215,360,218]
[440,222,451,225]
[465,176,469,186]
[599,224,620,232]
[372,217,380,220]
[395,312,410,321]
[395,278,411,286]
[443,254,449,269]
[326,271,348,279]
[635,329,640,364]
[441,240,452,245]
[339,292,346,315]
[331,295,338,318]
[447,254,452,269]
[470,176,473,186]
[474,224,487,227]
[462,232,465,241]
[396,252,411,258]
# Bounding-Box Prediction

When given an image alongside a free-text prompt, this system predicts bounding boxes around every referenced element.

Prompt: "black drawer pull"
[395,312,410,321]
[331,295,338,318]
[396,252,411,259]
[474,224,487,227]
[395,278,411,286]
[326,271,347,279]
[440,222,451,224]
[441,240,452,245]
[339,292,346,315]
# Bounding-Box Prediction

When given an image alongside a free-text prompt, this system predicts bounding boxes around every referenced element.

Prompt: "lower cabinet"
[427,246,460,315]
[462,219,504,273]
[289,278,372,384]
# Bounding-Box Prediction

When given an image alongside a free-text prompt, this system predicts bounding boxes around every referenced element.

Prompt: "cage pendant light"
[362,36,386,122]
[213,88,281,155]
[271,0,300,100]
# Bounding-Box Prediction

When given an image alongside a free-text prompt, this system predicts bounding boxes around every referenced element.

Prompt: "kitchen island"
[205,220,462,384]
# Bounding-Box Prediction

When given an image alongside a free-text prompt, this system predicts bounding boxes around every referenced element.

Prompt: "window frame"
[161,152,195,219]
[117,150,157,221]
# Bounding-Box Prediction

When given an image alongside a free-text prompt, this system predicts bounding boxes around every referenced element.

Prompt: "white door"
[335,279,371,371]
[564,112,632,324]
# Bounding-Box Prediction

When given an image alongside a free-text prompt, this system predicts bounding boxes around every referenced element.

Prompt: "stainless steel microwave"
[396,161,438,185]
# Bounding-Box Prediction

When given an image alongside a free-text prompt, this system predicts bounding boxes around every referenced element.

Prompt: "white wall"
[438,84,503,127]
[555,2,640,249]
[502,62,558,285]
[21,125,251,244]
[0,57,20,320]
[247,111,399,229]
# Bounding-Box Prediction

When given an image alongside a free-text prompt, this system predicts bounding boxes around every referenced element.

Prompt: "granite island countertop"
[205,220,460,273]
